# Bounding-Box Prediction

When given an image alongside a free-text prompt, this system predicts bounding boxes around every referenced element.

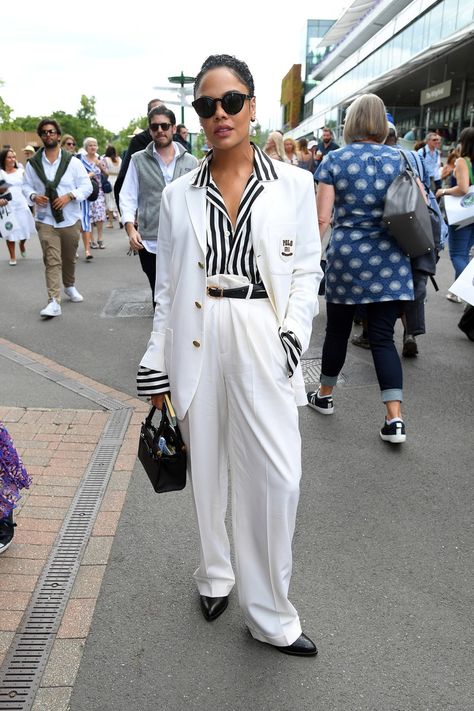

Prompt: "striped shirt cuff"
[137,366,170,397]
[278,329,302,378]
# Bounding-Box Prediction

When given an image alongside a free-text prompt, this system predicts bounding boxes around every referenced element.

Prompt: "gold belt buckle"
[207,286,224,297]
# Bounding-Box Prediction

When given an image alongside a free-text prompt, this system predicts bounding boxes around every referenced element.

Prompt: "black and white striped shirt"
[194,143,277,279]
[137,145,301,397]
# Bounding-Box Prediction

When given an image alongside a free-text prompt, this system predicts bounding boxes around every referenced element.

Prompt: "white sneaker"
[446,292,462,303]
[64,286,83,302]
[9,259,16,266]
[40,299,62,318]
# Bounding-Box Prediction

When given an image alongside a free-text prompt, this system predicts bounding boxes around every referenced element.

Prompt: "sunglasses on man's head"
[192,91,253,119]
[149,122,172,132]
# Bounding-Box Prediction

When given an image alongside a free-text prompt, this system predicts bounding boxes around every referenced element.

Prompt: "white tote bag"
[0,205,19,239]
[444,186,474,229]
[449,258,474,306]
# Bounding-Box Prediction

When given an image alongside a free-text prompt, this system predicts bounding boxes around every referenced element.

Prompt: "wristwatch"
[68,192,76,201]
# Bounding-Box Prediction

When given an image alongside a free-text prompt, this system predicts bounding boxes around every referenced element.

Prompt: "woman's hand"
[151,393,167,410]
[0,198,7,206]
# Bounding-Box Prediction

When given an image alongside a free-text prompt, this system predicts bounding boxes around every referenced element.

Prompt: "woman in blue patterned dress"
[307,94,414,443]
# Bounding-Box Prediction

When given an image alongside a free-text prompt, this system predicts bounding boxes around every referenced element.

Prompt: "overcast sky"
[3,1,347,136]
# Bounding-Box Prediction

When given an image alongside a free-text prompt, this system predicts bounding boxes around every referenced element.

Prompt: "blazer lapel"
[251,187,277,312]
[185,185,206,254]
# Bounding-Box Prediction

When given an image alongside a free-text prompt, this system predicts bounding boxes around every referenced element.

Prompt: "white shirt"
[24,151,92,227]
[120,142,180,254]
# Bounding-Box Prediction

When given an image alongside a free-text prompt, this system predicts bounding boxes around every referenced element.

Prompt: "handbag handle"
[145,403,168,428]
[145,395,176,428]
[399,149,416,176]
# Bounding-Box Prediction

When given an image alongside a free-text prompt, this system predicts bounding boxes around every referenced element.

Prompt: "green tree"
[0,79,14,127]
[114,116,148,155]
[76,95,98,124]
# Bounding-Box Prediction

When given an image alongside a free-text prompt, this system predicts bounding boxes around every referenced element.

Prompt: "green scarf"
[29,148,73,223]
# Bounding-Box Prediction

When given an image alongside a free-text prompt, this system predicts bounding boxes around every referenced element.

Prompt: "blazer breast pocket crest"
[281,238,294,257]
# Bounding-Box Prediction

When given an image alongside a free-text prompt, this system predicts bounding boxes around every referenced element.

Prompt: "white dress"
[0,168,36,242]
[102,157,121,213]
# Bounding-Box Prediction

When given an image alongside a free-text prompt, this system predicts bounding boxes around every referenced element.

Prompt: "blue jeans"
[321,301,404,402]
[448,224,474,280]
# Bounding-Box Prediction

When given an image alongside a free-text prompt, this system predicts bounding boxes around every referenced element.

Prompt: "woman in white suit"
[138,54,322,656]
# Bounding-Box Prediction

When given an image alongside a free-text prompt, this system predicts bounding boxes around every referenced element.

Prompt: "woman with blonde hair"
[60,135,77,154]
[308,93,414,444]
[263,131,286,161]
[284,137,298,165]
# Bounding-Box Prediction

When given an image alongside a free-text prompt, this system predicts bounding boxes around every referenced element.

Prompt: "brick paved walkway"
[0,338,148,711]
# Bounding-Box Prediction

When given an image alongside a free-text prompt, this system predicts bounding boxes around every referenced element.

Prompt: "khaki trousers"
[36,221,81,302]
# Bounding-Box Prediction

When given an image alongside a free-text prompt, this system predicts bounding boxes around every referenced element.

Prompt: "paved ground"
[0,228,472,711]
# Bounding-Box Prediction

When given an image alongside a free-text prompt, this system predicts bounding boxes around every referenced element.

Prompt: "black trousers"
[138,248,156,306]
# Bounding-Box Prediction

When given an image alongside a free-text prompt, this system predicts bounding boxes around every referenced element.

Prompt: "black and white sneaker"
[0,511,16,554]
[307,390,334,415]
[380,419,406,444]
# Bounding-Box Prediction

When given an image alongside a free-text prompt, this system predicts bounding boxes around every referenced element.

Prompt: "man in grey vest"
[120,106,198,303]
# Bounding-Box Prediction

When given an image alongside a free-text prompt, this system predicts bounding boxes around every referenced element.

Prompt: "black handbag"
[87,175,100,202]
[138,401,187,493]
[382,150,435,258]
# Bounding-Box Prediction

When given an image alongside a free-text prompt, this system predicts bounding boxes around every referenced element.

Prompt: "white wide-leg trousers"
[180,285,303,647]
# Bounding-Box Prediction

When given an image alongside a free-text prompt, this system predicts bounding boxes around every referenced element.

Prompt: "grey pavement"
[1,230,473,710]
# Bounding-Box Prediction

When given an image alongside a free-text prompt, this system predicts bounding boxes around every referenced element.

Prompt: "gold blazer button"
[193,340,201,347]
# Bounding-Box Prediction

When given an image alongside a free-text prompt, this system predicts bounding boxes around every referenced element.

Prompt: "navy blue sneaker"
[380,419,406,444]
[307,390,334,415]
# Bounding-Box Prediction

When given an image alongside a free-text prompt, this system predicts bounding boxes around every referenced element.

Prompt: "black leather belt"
[206,284,268,299]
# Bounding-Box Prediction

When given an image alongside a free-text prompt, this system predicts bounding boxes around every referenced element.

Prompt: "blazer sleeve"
[281,171,323,353]
[139,187,172,371]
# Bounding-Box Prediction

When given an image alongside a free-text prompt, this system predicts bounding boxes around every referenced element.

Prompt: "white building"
[287,0,474,143]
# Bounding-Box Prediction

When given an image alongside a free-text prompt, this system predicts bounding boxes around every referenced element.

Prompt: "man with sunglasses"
[120,106,198,303]
[114,98,164,215]
[418,132,442,192]
[24,119,92,318]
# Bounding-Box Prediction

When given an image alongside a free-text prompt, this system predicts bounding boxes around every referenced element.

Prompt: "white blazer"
[140,159,323,420]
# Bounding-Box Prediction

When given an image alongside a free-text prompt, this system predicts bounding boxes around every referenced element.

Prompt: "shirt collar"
[192,143,278,188]
[152,141,180,161]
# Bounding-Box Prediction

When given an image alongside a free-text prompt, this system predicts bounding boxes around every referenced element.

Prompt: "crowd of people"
[1,59,472,661]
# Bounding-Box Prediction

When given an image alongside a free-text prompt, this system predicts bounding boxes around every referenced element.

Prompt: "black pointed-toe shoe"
[275,633,318,657]
[200,595,229,621]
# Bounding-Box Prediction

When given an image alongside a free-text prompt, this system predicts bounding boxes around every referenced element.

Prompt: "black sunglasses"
[41,129,58,136]
[65,141,76,146]
[192,91,253,119]
[149,122,172,132]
